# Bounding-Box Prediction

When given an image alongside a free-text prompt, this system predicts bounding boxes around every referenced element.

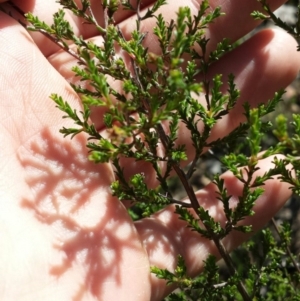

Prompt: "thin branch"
[35,29,86,63]
[271,217,300,273]
[157,194,192,208]
[186,156,199,179]
[136,0,142,31]
[156,122,251,301]
[1,1,86,65]
[87,5,106,34]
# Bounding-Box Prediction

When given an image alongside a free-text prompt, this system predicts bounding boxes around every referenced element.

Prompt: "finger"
[6,0,286,57]
[178,27,300,160]
[0,13,151,301]
[135,155,292,300]
[119,0,286,54]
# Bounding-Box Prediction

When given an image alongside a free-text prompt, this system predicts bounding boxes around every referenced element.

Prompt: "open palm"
[0,1,299,300]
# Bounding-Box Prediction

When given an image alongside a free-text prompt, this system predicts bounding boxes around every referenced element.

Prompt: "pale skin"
[0,0,299,300]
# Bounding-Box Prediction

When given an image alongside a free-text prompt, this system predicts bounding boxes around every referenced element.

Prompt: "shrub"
[9,0,300,299]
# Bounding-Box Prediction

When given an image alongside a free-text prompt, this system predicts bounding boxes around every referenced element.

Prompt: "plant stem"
[271,218,300,273]
[156,123,251,301]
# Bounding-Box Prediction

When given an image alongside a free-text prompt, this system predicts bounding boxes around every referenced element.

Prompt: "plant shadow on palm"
[18,128,144,300]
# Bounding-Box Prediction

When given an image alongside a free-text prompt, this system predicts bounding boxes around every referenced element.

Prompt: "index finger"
[4,0,288,57]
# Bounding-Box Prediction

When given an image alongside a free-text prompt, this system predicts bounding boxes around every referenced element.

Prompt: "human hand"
[0,1,299,300]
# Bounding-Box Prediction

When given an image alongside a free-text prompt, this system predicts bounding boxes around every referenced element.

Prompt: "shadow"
[18,128,142,300]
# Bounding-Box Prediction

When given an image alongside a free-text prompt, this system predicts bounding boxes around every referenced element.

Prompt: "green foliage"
[23,0,300,300]
[232,224,300,301]
[252,0,300,50]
